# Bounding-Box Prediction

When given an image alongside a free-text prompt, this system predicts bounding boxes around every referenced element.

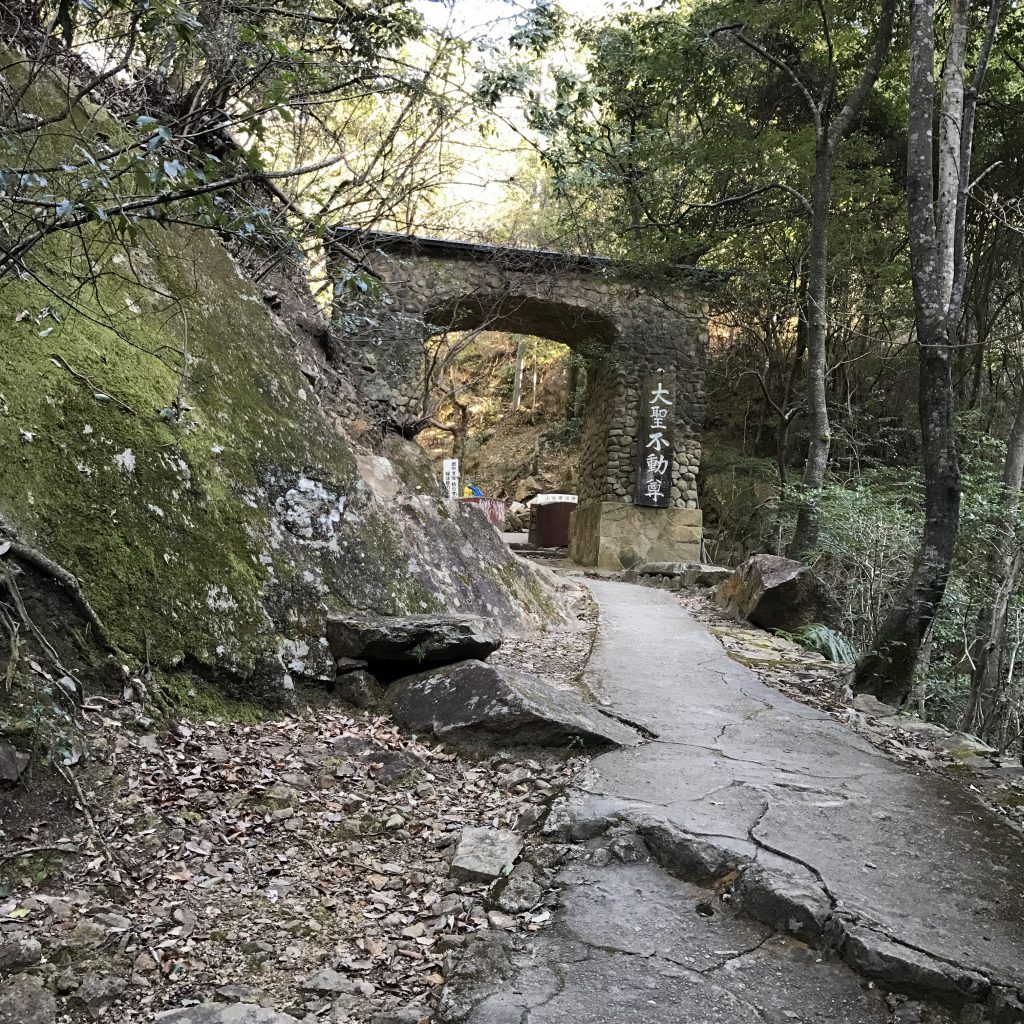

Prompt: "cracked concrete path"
[449,856,902,1024]
[441,579,1024,1023]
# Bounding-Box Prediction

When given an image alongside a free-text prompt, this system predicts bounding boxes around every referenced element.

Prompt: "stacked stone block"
[327,232,710,517]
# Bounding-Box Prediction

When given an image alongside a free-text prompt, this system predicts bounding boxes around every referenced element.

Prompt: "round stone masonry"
[326,228,720,568]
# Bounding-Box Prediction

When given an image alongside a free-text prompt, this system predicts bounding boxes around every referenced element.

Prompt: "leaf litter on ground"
[0,674,589,1022]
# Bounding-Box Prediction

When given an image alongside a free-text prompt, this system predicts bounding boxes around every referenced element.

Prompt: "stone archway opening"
[423,292,619,348]
[416,293,621,513]
[327,228,715,569]
[412,325,591,509]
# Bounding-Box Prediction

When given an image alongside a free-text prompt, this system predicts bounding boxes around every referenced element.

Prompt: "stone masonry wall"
[329,235,709,512]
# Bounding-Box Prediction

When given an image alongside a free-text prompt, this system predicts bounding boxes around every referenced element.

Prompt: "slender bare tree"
[962,370,1024,737]
[855,0,1005,703]
[715,1,898,557]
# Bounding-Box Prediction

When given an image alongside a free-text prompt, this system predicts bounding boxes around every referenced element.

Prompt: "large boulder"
[1,66,577,709]
[384,659,640,748]
[327,613,500,679]
[714,554,836,632]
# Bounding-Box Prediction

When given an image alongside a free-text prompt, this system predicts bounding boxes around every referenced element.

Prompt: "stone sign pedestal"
[569,502,702,571]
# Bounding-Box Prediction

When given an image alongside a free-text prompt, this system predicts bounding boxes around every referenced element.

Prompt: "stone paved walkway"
[443,579,1024,1024]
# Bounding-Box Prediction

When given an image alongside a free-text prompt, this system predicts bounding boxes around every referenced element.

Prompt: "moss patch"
[990,790,1024,809]
[0,58,574,709]
[154,670,271,724]
[0,226,355,674]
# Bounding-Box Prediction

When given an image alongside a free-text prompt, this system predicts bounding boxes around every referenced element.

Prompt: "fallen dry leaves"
[1,699,586,1022]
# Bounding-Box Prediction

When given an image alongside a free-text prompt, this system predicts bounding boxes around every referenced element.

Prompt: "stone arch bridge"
[328,228,717,570]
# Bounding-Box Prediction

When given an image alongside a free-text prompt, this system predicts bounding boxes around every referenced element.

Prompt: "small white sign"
[528,493,578,506]
[442,458,460,499]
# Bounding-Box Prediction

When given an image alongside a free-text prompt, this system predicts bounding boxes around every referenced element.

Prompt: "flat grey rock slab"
[690,565,735,586]
[214,984,264,1003]
[441,858,912,1024]
[627,562,734,589]
[155,1006,299,1023]
[385,659,640,748]
[327,613,499,670]
[0,975,56,1024]
[0,937,42,971]
[638,560,732,577]
[301,967,351,993]
[450,827,524,882]
[0,740,29,783]
[546,580,1024,1004]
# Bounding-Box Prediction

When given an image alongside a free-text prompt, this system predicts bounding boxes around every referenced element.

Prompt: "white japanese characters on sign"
[442,458,460,499]
[634,374,674,507]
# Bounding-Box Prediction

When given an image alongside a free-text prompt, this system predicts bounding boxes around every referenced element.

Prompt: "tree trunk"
[566,352,583,419]
[854,0,1002,704]
[854,330,962,702]
[530,343,538,425]
[787,277,808,409]
[967,323,986,409]
[776,413,793,494]
[962,390,1024,736]
[512,336,526,412]
[451,400,470,461]
[788,0,896,558]
[789,142,832,557]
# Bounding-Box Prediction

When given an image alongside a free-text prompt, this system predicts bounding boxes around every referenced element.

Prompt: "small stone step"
[450,827,524,882]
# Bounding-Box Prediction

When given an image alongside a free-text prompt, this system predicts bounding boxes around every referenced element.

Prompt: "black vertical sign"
[634,372,674,508]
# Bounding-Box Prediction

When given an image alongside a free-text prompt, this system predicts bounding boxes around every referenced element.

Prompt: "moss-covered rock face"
[0,226,574,697]
[0,71,576,702]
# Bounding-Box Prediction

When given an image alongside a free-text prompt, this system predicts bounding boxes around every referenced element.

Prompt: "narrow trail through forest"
[445,579,1024,1023]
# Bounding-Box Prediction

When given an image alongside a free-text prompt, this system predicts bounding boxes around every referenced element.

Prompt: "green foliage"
[708,437,1024,728]
[155,670,270,724]
[1,0,430,278]
[777,624,857,664]
[495,1,905,276]
[807,472,922,649]
[542,417,583,447]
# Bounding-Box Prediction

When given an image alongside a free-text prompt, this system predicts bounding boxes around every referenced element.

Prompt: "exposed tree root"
[0,844,81,868]
[0,522,176,715]
[0,558,82,710]
[0,520,113,650]
[0,600,21,693]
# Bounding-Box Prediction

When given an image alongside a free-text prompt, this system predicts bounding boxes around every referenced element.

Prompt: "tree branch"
[7,10,143,135]
[0,155,343,279]
[828,0,897,149]
[950,0,1006,316]
[710,22,821,130]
